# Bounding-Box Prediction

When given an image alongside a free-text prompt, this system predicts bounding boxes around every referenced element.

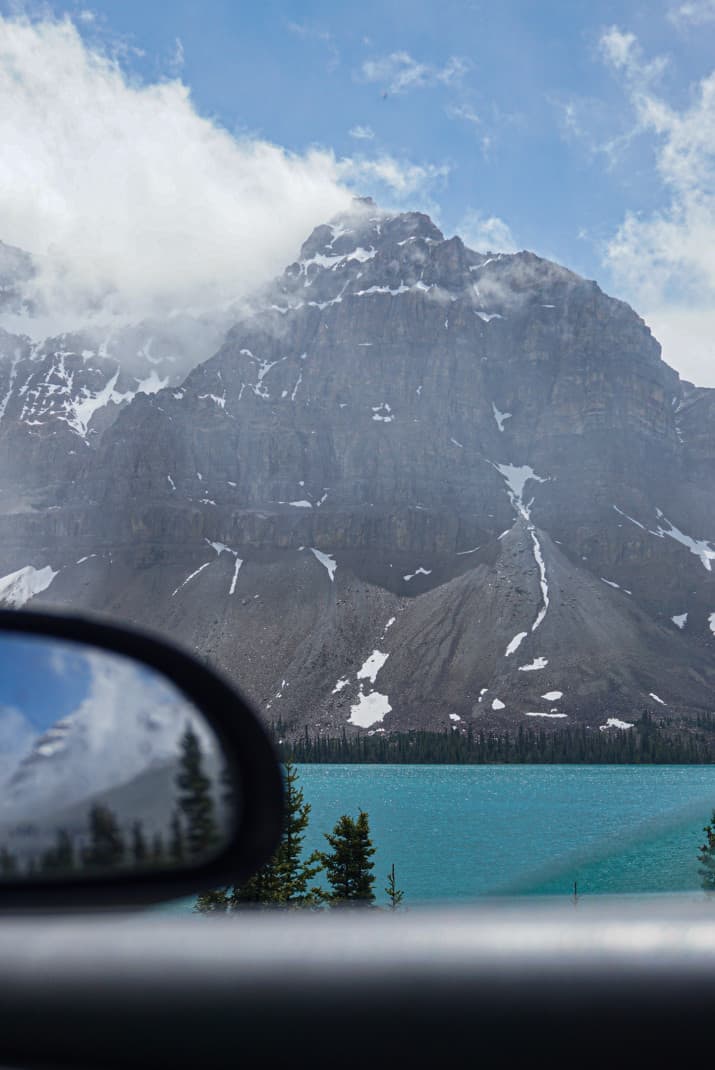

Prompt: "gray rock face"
[0,202,713,737]
[0,316,228,508]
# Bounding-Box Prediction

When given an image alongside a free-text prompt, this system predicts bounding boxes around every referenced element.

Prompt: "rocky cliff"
[0,200,713,738]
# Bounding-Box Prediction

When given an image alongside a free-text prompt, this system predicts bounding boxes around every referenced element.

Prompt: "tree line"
[195,762,404,912]
[0,724,223,878]
[271,711,715,765]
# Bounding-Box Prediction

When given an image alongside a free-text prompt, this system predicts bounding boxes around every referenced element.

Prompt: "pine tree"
[0,846,17,875]
[176,725,219,858]
[151,832,164,864]
[384,863,405,910]
[195,762,324,913]
[321,810,375,907]
[83,805,125,869]
[231,859,283,907]
[195,888,232,913]
[232,761,322,908]
[169,811,184,864]
[131,821,148,865]
[273,761,323,905]
[41,829,74,872]
[698,810,715,893]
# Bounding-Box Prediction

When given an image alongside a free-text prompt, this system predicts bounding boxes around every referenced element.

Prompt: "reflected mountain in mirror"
[0,634,236,879]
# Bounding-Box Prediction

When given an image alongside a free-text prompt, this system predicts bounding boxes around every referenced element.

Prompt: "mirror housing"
[0,608,284,909]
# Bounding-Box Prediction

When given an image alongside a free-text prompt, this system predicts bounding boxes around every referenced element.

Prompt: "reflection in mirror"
[0,634,236,880]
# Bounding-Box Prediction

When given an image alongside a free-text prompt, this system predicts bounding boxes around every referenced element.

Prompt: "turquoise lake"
[162,764,715,911]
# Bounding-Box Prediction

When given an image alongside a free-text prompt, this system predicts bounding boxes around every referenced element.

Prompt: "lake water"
[162,764,715,912]
[298,764,715,901]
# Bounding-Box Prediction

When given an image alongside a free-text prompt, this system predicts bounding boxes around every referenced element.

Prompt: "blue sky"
[1,1,715,383]
[0,635,90,730]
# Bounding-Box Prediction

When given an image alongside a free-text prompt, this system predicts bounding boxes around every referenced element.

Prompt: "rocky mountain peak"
[0,205,712,742]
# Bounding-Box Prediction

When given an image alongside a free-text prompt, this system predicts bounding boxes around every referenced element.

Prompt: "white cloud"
[0,15,352,333]
[600,26,715,386]
[0,706,37,779]
[349,124,375,140]
[360,51,469,95]
[669,0,715,24]
[0,14,452,337]
[457,210,518,253]
[168,36,185,74]
[446,103,480,125]
[599,26,668,85]
[341,156,449,197]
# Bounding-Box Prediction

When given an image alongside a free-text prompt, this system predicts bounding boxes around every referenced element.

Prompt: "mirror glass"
[0,633,236,880]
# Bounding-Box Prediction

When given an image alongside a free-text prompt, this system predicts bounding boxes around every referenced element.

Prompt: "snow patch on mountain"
[171,561,211,597]
[310,548,337,581]
[492,403,511,432]
[348,689,391,728]
[65,367,168,437]
[655,510,715,572]
[204,539,242,595]
[519,657,548,672]
[601,577,631,594]
[404,567,432,581]
[356,650,389,685]
[505,632,527,657]
[615,505,715,573]
[0,565,57,607]
[493,462,551,636]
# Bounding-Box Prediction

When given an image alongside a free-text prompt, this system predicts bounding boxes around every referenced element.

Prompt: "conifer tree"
[131,821,148,865]
[83,804,125,869]
[195,762,323,912]
[231,861,282,907]
[42,829,74,872]
[195,888,232,913]
[176,725,219,858]
[169,811,184,864]
[53,829,74,871]
[0,846,17,876]
[321,810,375,907]
[385,863,405,910]
[232,761,322,908]
[151,832,164,864]
[698,810,715,893]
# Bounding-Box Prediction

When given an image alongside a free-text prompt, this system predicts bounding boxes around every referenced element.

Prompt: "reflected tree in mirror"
[0,633,238,879]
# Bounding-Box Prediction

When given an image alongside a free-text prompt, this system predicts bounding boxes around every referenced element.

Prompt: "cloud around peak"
[0,14,449,337]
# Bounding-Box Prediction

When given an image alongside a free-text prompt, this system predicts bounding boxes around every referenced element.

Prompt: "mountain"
[0,314,230,510]
[0,199,712,740]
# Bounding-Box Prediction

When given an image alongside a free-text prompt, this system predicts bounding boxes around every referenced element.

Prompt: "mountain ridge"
[0,201,712,739]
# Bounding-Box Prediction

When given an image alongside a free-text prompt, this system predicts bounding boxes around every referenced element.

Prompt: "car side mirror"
[0,608,284,908]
